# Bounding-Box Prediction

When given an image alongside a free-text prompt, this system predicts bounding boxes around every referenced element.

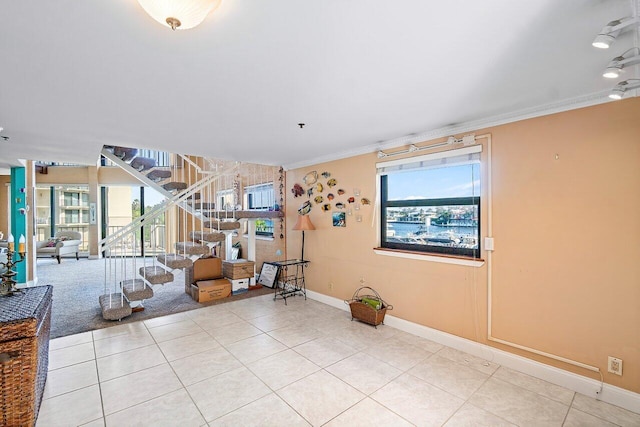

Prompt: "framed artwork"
[332,212,346,227]
[257,262,279,288]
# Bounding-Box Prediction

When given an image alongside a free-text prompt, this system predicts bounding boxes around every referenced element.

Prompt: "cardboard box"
[193,257,223,281]
[230,278,249,295]
[222,259,255,280]
[190,279,231,302]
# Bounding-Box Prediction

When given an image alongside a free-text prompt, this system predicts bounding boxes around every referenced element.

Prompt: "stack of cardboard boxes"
[185,257,256,302]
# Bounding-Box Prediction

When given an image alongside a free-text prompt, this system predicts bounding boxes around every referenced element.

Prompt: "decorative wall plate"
[314,195,324,204]
[327,178,337,187]
[327,193,334,200]
[337,188,345,195]
[303,171,318,186]
[298,201,312,215]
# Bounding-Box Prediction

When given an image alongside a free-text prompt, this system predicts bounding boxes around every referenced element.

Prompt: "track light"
[608,79,640,100]
[603,48,640,79]
[592,17,639,49]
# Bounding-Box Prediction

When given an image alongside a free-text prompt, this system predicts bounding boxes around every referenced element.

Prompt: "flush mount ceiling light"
[137,0,221,30]
[603,48,640,78]
[592,16,639,49]
[609,79,640,100]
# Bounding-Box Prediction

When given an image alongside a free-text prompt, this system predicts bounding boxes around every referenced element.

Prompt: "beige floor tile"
[572,393,640,427]
[207,320,263,345]
[187,366,271,422]
[208,393,311,427]
[443,403,516,426]
[563,408,619,427]
[332,325,378,351]
[324,397,413,427]
[100,363,182,415]
[225,333,287,364]
[267,324,324,347]
[36,384,103,427]
[144,311,192,328]
[365,337,431,371]
[227,302,280,320]
[94,329,155,358]
[158,331,220,361]
[436,346,498,375]
[326,352,402,395]
[105,388,205,427]
[49,331,93,351]
[468,377,569,426]
[49,341,95,370]
[277,370,365,426]
[97,344,166,381]
[493,366,575,405]
[80,418,105,426]
[190,309,244,329]
[371,373,463,426]
[394,330,444,354]
[147,318,204,343]
[43,360,98,399]
[92,321,148,341]
[408,354,489,399]
[292,336,358,367]
[170,345,243,386]
[247,349,320,390]
[247,311,301,332]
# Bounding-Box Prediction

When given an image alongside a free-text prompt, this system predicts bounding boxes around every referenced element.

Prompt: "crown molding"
[283,90,613,171]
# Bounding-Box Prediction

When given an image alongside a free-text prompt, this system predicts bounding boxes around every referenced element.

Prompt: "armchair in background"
[36,231,82,264]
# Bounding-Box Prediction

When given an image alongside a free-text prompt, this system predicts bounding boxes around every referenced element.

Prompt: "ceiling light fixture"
[608,79,640,100]
[137,0,221,30]
[603,48,640,78]
[592,17,639,49]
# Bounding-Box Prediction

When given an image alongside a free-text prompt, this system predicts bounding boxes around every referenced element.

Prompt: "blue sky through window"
[387,163,480,200]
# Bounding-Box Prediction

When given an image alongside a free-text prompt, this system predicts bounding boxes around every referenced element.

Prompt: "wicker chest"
[222,259,255,280]
[0,285,53,427]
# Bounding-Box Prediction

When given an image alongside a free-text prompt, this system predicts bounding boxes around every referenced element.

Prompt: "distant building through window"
[244,183,274,237]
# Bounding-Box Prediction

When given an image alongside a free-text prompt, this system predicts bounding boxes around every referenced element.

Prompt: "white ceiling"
[0,0,637,170]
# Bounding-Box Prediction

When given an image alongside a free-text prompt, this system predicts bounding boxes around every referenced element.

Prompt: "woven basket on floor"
[344,286,392,328]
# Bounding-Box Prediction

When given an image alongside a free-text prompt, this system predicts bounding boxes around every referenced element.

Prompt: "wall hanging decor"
[321,171,331,178]
[292,183,304,197]
[332,212,346,227]
[298,200,312,215]
[327,178,337,187]
[303,171,318,186]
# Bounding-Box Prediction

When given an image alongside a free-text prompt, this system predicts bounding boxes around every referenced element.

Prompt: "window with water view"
[379,155,481,258]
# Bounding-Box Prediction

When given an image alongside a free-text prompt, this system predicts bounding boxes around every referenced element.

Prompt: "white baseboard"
[306,290,640,415]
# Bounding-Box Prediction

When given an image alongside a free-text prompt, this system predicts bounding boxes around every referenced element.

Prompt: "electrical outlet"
[359,276,365,284]
[608,356,623,376]
[328,282,333,290]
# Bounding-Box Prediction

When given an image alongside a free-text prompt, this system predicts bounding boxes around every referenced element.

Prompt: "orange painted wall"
[286,97,640,393]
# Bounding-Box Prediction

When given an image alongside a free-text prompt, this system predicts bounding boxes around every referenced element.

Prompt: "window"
[244,183,275,236]
[378,146,481,258]
[64,209,80,224]
[216,189,235,211]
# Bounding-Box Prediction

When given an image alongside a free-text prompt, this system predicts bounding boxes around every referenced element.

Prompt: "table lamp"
[292,215,315,261]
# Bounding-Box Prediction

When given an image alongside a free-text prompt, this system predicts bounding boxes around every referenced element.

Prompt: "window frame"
[377,146,482,259]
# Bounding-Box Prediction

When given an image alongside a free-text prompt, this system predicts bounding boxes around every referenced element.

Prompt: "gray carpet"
[36,257,273,339]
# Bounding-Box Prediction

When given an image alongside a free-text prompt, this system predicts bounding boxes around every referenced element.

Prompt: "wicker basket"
[344,286,392,328]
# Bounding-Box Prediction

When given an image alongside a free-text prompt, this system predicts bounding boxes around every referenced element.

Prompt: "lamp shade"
[292,215,316,231]
[137,0,221,30]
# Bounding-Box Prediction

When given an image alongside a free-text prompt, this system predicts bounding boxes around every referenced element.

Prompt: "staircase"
[98,147,242,320]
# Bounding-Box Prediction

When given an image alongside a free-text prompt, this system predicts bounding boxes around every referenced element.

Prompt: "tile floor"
[38,294,640,427]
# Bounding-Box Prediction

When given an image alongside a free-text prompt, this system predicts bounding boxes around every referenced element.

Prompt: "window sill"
[242,234,274,242]
[373,247,485,267]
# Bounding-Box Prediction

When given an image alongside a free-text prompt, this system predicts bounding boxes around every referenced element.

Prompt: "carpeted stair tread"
[113,147,138,161]
[157,254,193,269]
[99,293,133,321]
[175,242,211,255]
[130,157,156,171]
[139,266,174,284]
[203,220,241,230]
[147,169,172,182]
[162,181,188,192]
[121,279,154,301]
[189,231,226,242]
